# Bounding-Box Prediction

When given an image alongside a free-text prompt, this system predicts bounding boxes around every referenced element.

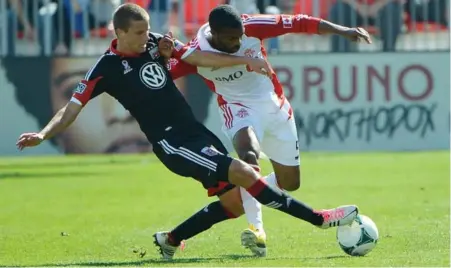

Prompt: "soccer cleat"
[153,231,179,260]
[317,205,359,229]
[240,225,267,257]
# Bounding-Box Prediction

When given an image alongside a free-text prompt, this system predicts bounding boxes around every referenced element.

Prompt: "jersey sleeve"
[171,38,199,60]
[167,58,198,80]
[242,14,321,40]
[70,57,108,106]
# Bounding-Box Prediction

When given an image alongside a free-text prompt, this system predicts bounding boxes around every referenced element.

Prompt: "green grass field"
[0,151,449,267]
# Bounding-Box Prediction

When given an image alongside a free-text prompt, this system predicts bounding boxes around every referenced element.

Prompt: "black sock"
[168,201,235,246]
[247,179,324,226]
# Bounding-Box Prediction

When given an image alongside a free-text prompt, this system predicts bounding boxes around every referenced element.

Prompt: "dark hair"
[209,5,243,32]
[113,3,149,32]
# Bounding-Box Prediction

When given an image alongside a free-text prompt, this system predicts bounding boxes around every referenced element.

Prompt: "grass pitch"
[0,151,449,267]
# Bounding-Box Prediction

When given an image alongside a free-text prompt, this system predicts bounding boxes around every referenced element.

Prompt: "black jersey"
[71,33,198,143]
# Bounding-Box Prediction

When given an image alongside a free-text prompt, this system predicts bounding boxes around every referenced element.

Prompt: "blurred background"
[0,0,449,156]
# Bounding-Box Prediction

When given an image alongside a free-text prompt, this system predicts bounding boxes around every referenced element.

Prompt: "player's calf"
[270,163,301,191]
[219,187,245,217]
[153,200,238,259]
[227,159,358,227]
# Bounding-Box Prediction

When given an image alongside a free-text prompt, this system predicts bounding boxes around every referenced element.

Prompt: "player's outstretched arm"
[243,14,370,44]
[16,102,82,150]
[318,20,372,44]
[183,50,271,76]
[159,32,271,77]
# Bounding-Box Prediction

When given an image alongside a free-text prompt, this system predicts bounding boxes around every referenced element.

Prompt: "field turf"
[0,151,449,267]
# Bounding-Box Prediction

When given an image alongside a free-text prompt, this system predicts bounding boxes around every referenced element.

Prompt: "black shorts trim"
[158,139,218,172]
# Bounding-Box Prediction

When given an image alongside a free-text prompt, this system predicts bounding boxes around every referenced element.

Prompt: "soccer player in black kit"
[16,3,358,259]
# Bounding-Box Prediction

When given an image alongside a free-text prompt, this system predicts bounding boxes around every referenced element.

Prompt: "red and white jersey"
[170,14,321,105]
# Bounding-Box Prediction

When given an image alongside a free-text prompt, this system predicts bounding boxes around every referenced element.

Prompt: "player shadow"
[2,254,257,267]
[301,254,349,260]
[0,254,348,267]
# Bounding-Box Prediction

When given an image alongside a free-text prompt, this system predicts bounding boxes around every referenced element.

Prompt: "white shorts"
[218,97,300,166]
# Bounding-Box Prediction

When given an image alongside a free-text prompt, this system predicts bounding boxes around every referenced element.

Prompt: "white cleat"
[317,205,359,229]
[240,225,267,257]
[153,231,179,260]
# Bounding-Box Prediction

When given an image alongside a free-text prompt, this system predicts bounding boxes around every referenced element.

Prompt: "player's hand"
[16,132,44,150]
[344,27,372,44]
[158,31,175,59]
[246,58,272,78]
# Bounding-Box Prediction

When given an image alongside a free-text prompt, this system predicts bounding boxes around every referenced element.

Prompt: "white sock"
[240,186,263,231]
[239,172,282,231]
[265,172,284,192]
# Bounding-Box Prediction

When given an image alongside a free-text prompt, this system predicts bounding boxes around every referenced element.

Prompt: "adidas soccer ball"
[336,214,379,256]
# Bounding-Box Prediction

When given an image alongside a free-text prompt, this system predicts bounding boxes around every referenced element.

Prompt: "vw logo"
[139,62,167,89]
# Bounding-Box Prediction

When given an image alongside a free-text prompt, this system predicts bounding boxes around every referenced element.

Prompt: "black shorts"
[153,125,236,197]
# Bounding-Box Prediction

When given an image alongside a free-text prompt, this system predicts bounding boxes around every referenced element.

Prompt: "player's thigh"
[155,137,233,190]
[261,117,300,167]
[261,119,301,190]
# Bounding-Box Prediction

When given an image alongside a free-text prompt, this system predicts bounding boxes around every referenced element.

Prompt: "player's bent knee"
[238,150,259,165]
[284,173,301,191]
[276,166,301,191]
[228,159,260,189]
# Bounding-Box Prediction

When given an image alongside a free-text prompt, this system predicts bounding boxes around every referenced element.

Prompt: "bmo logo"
[215,71,244,82]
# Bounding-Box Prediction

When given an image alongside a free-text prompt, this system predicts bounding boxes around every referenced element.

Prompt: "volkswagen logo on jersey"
[139,62,167,89]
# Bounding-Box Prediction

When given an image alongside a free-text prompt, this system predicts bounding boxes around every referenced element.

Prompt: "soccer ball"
[336,214,379,256]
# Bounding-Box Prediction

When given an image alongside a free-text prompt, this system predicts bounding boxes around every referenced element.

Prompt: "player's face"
[123,19,150,53]
[50,58,152,154]
[213,27,244,54]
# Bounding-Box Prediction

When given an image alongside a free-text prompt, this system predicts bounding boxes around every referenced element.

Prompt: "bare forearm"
[318,19,351,36]
[39,106,76,140]
[184,51,249,68]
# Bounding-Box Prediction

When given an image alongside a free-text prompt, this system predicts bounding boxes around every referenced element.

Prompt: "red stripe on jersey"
[226,106,233,129]
[216,95,227,106]
[202,77,229,107]
[72,76,103,105]
[220,105,233,130]
[287,106,293,119]
[259,42,284,101]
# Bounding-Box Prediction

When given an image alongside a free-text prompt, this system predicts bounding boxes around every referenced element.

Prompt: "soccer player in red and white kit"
[167,5,371,257]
